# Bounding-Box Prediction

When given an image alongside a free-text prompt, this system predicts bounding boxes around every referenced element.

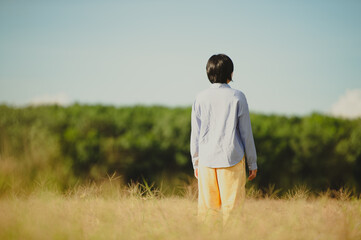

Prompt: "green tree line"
[0,103,360,194]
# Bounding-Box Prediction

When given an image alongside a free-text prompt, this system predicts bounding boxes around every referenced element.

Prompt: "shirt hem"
[199,157,245,169]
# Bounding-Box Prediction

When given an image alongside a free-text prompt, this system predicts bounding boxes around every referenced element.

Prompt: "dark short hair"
[206,54,234,84]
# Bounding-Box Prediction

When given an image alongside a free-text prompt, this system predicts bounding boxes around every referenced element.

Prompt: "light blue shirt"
[190,83,258,171]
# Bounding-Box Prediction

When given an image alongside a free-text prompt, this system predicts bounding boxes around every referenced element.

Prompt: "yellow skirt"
[197,156,246,226]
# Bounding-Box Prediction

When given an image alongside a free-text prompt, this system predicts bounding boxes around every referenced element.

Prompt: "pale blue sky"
[1,0,360,115]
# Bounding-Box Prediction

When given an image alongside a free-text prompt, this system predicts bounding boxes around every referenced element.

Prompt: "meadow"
[0,179,360,240]
[1,104,361,239]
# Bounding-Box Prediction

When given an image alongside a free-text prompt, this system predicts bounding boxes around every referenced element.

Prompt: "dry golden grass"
[0,180,360,240]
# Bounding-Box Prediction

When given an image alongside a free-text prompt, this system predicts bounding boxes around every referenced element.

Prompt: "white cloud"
[28,92,72,106]
[330,89,361,119]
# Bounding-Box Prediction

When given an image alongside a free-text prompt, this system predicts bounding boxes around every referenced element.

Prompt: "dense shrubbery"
[0,103,360,194]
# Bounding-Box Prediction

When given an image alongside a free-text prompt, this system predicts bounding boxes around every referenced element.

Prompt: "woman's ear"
[227,72,234,83]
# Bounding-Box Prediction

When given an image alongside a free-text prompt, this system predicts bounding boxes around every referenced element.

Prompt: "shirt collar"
[210,83,231,89]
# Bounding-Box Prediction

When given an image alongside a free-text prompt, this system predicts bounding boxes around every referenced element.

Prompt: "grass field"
[0,180,360,240]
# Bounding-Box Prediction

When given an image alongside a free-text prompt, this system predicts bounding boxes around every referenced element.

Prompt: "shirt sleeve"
[238,94,258,171]
[190,100,201,170]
